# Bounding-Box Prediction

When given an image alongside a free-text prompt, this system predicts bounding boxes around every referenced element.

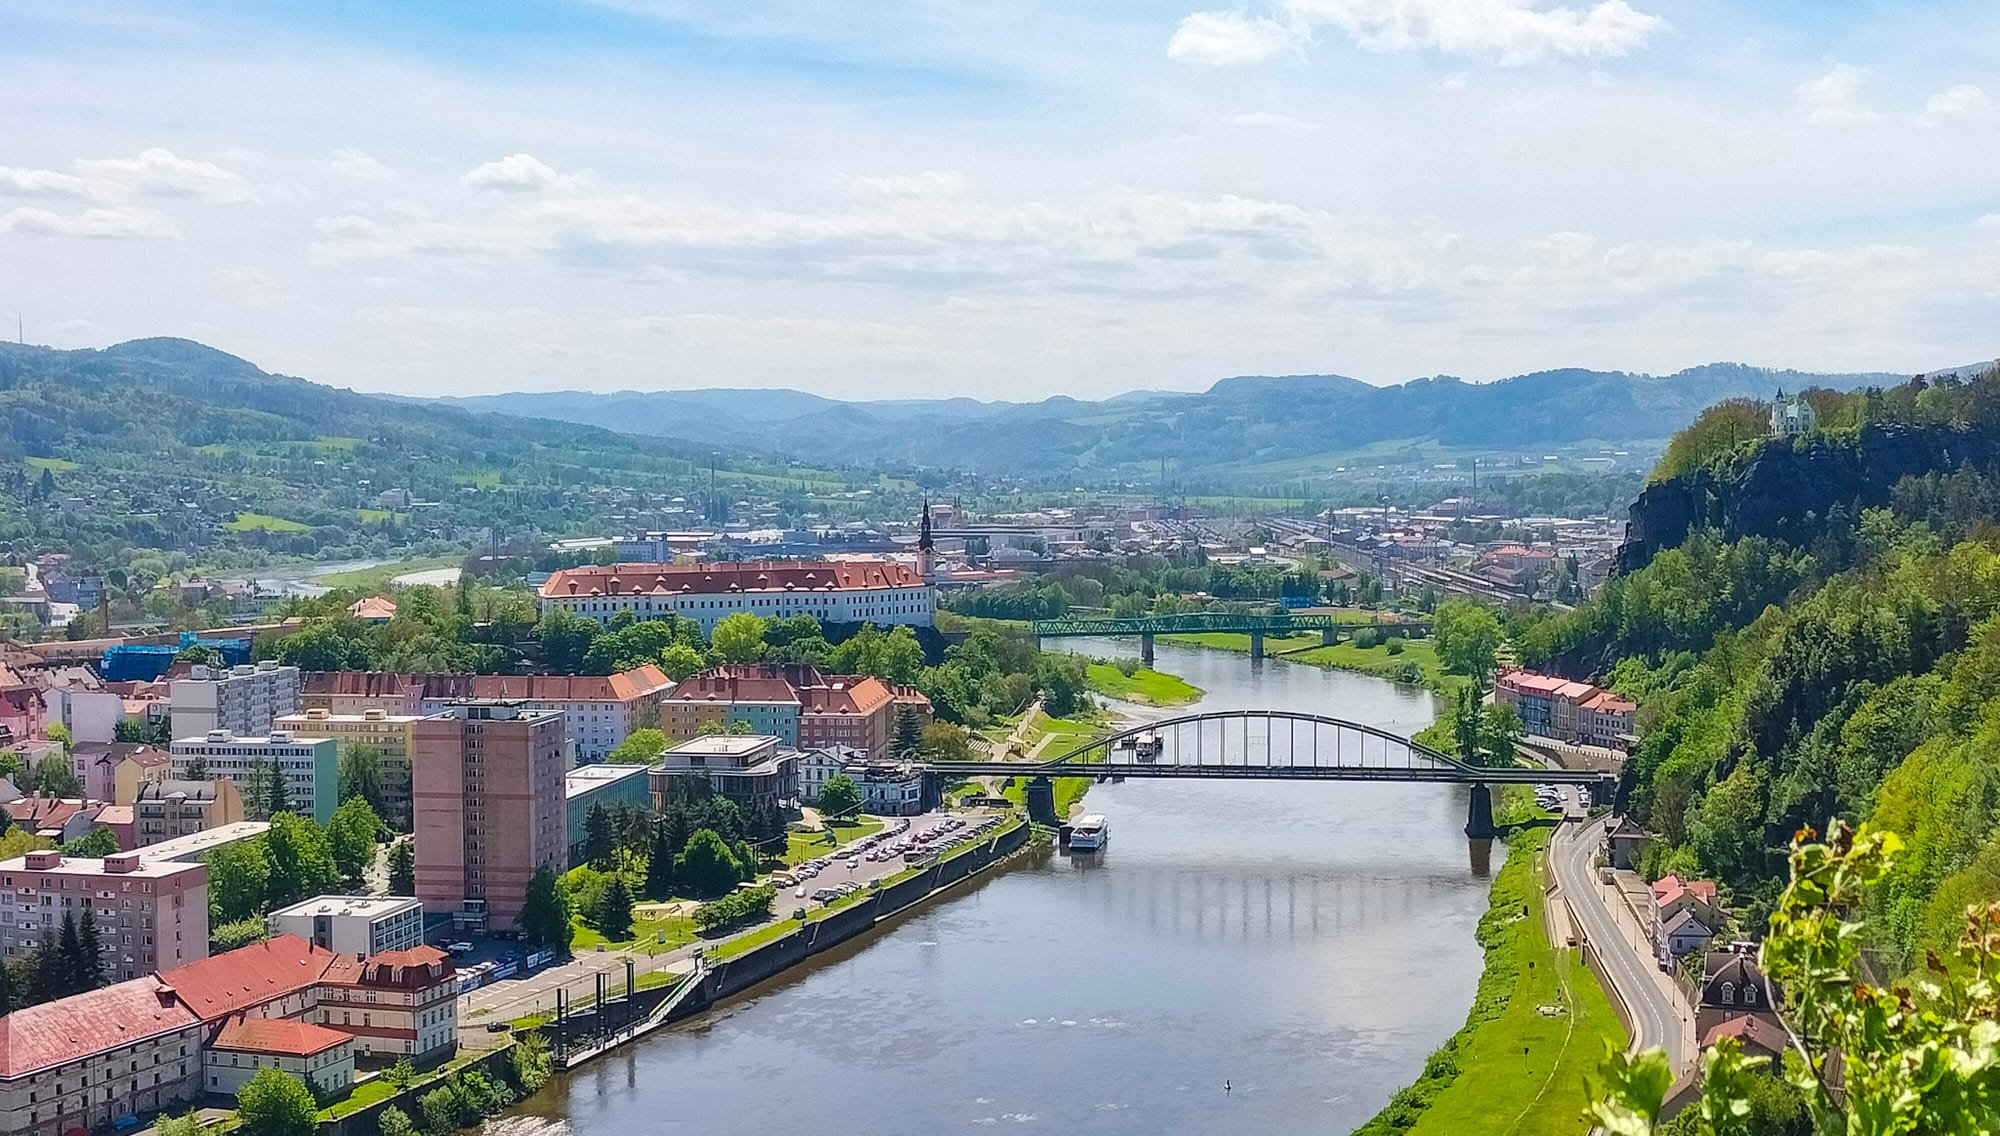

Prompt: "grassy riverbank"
[1353,822,1624,1136]
[1083,662,1203,706]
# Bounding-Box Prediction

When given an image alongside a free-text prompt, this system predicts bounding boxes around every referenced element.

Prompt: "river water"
[484,641,1497,1136]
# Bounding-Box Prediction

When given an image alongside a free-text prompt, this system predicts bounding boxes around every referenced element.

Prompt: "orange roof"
[303,666,671,705]
[322,944,453,990]
[1584,690,1638,714]
[543,559,925,599]
[1652,874,1719,907]
[212,1015,352,1058]
[158,934,338,1021]
[346,596,398,621]
[1700,1013,1787,1057]
[0,977,198,1076]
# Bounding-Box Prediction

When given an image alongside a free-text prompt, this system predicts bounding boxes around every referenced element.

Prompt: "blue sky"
[1,0,1996,399]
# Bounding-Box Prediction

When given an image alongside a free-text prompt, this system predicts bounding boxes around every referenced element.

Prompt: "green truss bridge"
[1030,612,1432,663]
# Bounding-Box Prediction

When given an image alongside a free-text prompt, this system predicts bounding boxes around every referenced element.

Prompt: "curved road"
[1549,798,1687,1073]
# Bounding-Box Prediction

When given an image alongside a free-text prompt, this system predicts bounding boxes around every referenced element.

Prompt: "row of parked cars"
[889,814,1005,862]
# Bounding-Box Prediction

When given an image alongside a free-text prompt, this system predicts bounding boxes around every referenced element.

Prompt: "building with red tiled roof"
[539,559,935,633]
[157,934,338,1024]
[317,944,458,1060]
[204,1016,354,1098]
[1699,1013,1789,1062]
[0,976,204,1135]
[299,665,672,763]
[345,596,398,623]
[1494,668,1635,749]
[664,664,931,754]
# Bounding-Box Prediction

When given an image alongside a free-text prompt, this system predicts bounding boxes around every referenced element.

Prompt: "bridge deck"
[922,762,1609,784]
[1032,613,1432,637]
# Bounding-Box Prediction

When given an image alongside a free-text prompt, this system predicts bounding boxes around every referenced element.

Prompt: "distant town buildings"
[0,850,209,981]
[1493,669,1636,749]
[169,660,301,738]
[170,729,339,825]
[664,664,931,753]
[412,702,567,933]
[300,665,672,764]
[538,559,936,631]
[275,707,421,826]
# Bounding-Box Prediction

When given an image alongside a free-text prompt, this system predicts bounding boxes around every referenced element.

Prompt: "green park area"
[24,456,79,472]
[222,511,312,533]
[1083,662,1202,706]
[313,555,461,590]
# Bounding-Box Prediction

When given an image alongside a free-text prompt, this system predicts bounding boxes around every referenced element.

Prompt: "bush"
[1353,628,1381,650]
[694,884,777,933]
[377,1106,415,1136]
[209,916,269,953]
[507,1032,554,1096]
[1112,657,1141,677]
[418,1087,456,1136]
[1386,638,1404,656]
[1392,661,1424,685]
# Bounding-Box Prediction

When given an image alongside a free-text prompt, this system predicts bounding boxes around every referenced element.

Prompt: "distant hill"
[440,362,1907,480]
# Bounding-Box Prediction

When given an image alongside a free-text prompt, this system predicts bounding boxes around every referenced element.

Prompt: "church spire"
[917,496,935,580]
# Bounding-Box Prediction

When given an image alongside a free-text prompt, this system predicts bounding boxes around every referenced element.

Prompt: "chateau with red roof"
[539,559,935,632]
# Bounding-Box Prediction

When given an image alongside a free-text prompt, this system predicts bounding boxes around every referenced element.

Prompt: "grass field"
[23,456,78,472]
[1084,663,1203,706]
[354,507,409,524]
[223,511,311,532]
[1355,828,1625,1136]
[313,555,460,590]
[568,912,698,953]
[783,816,884,866]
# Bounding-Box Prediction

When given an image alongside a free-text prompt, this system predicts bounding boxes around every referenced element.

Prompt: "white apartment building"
[267,895,424,957]
[170,661,301,739]
[0,850,210,982]
[170,730,339,825]
[539,560,935,631]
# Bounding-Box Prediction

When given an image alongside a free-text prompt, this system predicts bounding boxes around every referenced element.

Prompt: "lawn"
[23,456,78,472]
[569,912,698,953]
[1084,663,1203,706]
[782,816,884,866]
[319,1076,401,1119]
[313,555,461,590]
[222,512,311,532]
[354,507,409,524]
[1356,829,1625,1136]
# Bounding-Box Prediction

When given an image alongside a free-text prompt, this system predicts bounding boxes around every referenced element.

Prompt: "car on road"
[445,941,474,955]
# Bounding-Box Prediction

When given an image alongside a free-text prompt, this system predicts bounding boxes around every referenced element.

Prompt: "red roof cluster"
[542,559,924,599]
[211,1015,351,1058]
[0,977,197,1076]
[157,934,339,1020]
[302,665,672,704]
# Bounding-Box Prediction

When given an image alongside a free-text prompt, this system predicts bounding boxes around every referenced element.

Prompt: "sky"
[1,0,1997,401]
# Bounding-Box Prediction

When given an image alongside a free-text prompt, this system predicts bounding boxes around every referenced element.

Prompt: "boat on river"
[1068,813,1109,852]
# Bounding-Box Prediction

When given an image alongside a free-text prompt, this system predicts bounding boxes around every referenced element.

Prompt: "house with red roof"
[539,558,936,632]
[157,934,339,1025]
[203,1015,354,1098]
[0,976,204,1136]
[317,945,458,1060]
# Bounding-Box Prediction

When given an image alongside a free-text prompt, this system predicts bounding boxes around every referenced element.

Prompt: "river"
[483,641,1497,1136]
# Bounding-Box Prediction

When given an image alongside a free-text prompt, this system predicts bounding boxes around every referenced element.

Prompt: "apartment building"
[664,664,932,754]
[267,895,424,957]
[539,560,936,631]
[131,780,246,847]
[317,945,459,1060]
[564,764,653,865]
[0,850,208,981]
[169,730,338,824]
[168,661,301,739]
[0,977,204,1136]
[70,741,170,804]
[1493,669,1639,750]
[274,708,420,826]
[650,735,797,810]
[299,665,672,764]
[411,703,566,932]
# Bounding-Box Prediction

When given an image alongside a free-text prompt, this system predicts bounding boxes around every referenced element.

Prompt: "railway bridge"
[921,709,1611,837]
[1029,612,1432,664]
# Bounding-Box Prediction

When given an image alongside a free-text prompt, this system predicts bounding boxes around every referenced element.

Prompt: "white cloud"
[0,206,177,238]
[461,153,591,192]
[1227,111,1321,129]
[1916,84,1993,127]
[74,148,251,201]
[1436,71,1470,90]
[846,171,971,199]
[327,147,397,181]
[1280,0,1663,64]
[1167,11,1306,66]
[0,166,96,199]
[1978,214,2000,235]
[1797,65,1880,127]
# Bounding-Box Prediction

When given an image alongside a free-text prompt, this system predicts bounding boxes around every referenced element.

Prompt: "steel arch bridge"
[920,710,1612,836]
[1029,613,1433,661]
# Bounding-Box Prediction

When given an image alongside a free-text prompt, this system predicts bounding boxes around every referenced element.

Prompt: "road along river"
[480,640,1500,1136]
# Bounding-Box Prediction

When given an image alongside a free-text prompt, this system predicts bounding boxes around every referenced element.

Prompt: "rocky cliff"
[1616,423,2000,572]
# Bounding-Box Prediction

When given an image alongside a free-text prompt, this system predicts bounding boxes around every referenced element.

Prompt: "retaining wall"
[319,1045,515,1136]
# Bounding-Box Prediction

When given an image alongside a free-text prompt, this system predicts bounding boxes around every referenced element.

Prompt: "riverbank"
[1159,629,1467,697]
[1083,661,1203,706]
[1352,817,1624,1136]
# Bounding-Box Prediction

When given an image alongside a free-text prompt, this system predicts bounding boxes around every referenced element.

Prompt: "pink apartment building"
[411,702,566,932]
[0,850,208,981]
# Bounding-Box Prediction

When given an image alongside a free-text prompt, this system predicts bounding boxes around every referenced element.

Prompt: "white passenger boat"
[1068,813,1109,852]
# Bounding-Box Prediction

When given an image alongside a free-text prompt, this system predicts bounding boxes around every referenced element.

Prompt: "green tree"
[1479,702,1523,766]
[605,728,665,766]
[264,813,339,907]
[583,802,616,868]
[388,839,416,896]
[62,826,118,857]
[710,612,768,663]
[659,641,706,681]
[593,873,635,940]
[56,911,85,997]
[236,1068,318,1136]
[536,608,600,675]
[644,821,677,899]
[676,828,747,897]
[207,838,272,922]
[1433,599,1504,681]
[113,717,149,743]
[151,1113,203,1136]
[418,1086,456,1136]
[1648,396,1771,483]
[919,721,971,761]
[33,754,78,798]
[336,743,388,818]
[328,796,381,885]
[181,749,208,781]
[263,759,291,818]
[376,1105,416,1136]
[817,775,862,821]
[891,705,924,759]
[269,618,377,672]
[75,909,104,992]
[519,864,573,951]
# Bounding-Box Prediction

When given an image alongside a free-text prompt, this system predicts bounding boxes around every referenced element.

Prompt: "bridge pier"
[1464,783,1498,839]
[1321,626,1338,646]
[1025,776,1060,827]
[1140,632,1155,667]
[1249,631,1265,660]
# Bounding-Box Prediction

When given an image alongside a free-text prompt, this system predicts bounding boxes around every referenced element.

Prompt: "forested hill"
[0,338,787,564]
[441,361,1903,481]
[1517,362,2000,973]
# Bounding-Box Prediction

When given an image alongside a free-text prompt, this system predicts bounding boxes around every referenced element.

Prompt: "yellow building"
[274,708,420,827]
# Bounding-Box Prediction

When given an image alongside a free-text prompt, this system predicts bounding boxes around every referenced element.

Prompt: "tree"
[817,775,861,821]
[113,717,149,743]
[519,864,573,950]
[263,759,291,818]
[63,826,118,857]
[1588,822,1992,1135]
[711,611,768,663]
[337,743,387,818]
[605,728,665,766]
[1479,702,1523,767]
[419,1086,457,1136]
[376,1106,416,1136]
[891,705,924,759]
[75,909,104,992]
[536,608,600,675]
[56,911,85,997]
[328,796,381,885]
[659,641,706,681]
[237,1068,317,1136]
[388,839,416,896]
[920,721,971,761]
[152,1114,204,1136]
[593,873,635,940]
[207,838,272,923]
[1433,599,1504,681]
[584,802,616,868]
[181,749,208,781]
[676,828,748,897]
[264,814,339,907]
[33,754,78,798]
